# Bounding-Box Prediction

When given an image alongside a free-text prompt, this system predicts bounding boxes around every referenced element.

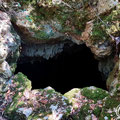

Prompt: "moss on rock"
[5,73,32,118]
[64,87,109,119]
[81,86,109,102]
[99,96,120,120]
[91,4,120,45]
[106,58,120,99]
[4,74,71,120]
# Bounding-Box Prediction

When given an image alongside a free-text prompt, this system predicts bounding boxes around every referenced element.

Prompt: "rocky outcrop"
[1,0,119,58]
[20,41,73,60]
[0,0,120,119]
[81,21,113,58]
[2,73,120,120]
[0,10,21,91]
[3,73,72,120]
[106,59,120,95]
[64,87,109,119]
[99,57,120,119]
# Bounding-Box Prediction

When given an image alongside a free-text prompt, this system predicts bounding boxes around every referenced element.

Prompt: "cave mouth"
[15,44,107,94]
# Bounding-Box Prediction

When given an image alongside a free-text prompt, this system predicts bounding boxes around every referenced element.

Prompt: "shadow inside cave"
[15,44,107,94]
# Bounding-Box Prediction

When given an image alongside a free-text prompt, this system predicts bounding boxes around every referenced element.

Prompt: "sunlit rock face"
[64,87,109,119]
[0,61,12,79]
[97,0,118,14]
[81,21,113,58]
[0,11,21,65]
[0,11,21,92]
[0,11,12,63]
[3,73,120,120]
[2,0,118,58]
[3,73,72,120]
[99,58,120,119]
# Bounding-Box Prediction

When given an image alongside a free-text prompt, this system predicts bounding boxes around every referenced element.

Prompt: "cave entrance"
[15,44,106,94]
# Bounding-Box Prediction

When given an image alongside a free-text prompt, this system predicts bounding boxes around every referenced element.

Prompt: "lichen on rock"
[64,87,109,119]
[0,10,21,94]
[3,73,71,120]
[0,0,120,119]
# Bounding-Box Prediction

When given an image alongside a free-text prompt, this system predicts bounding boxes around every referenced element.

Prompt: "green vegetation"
[99,96,120,119]
[5,73,31,119]
[81,87,109,102]
[91,4,120,44]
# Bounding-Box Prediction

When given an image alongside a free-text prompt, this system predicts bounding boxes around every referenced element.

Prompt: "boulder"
[0,11,20,63]
[0,0,120,119]
[1,0,118,58]
[64,86,109,119]
[0,10,21,94]
[0,10,21,72]
[4,73,72,120]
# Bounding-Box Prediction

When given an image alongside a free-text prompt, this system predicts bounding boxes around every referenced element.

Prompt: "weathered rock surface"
[20,42,72,60]
[64,86,120,119]
[99,58,120,119]
[1,0,119,58]
[0,10,21,93]
[2,73,120,120]
[107,59,120,95]
[0,0,120,120]
[0,61,12,84]
[64,87,109,119]
[98,55,115,80]
[99,95,120,119]
[3,73,72,120]
[0,11,20,63]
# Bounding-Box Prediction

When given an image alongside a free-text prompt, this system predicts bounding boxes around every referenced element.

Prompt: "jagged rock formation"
[107,59,120,94]
[2,0,119,58]
[0,10,21,92]
[20,42,71,60]
[0,0,120,120]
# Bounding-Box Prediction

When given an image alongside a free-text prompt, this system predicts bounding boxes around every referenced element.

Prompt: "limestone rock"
[99,95,120,119]
[0,61,12,78]
[20,42,70,60]
[4,73,72,120]
[0,0,118,60]
[81,20,111,58]
[0,11,20,59]
[0,61,12,92]
[0,10,21,68]
[64,87,109,119]
[2,0,118,54]
[0,10,21,96]
[97,0,118,14]
[2,74,120,120]
[106,59,120,96]
[1,72,32,118]
[0,43,8,64]
[0,1,120,120]
[0,11,20,62]
[10,4,67,44]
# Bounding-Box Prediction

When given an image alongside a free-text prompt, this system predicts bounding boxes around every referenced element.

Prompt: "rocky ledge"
[0,0,120,119]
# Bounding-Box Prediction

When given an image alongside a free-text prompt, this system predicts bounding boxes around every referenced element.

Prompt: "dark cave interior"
[15,44,107,94]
